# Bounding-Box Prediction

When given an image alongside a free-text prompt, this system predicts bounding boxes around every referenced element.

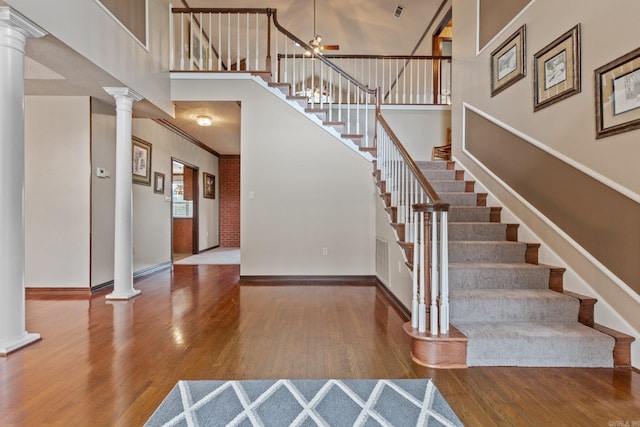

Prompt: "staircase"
[384,159,634,368]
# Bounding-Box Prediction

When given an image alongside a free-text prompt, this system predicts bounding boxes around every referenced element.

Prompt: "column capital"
[0,7,47,38]
[103,87,144,102]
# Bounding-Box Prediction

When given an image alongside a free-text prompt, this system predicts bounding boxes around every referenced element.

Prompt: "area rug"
[144,379,463,426]
[173,247,240,265]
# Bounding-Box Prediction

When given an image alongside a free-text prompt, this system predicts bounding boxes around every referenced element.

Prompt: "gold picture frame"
[154,171,165,194]
[533,24,581,111]
[491,25,526,97]
[595,46,640,139]
[203,172,215,199]
[132,136,152,186]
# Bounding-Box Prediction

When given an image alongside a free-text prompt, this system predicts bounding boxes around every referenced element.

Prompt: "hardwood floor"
[1,265,638,426]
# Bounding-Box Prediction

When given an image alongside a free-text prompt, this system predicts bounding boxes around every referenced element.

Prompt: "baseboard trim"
[91,280,114,294]
[375,278,411,322]
[240,275,377,285]
[26,288,91,299]
[199,244,220,253]
[133,261,172,279]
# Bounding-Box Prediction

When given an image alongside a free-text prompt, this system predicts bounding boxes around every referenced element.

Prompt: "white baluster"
[236,13,240,70]
[412,210,419,329]
[199,13,203,69]
[424,58,428,104]
[409,59,413,104]
[208,13,212,70]
[430,211,439,335]
[180,13,184,70]
[338,73,342,122]
[418,211,426,333]
[218,13,222,70]
[328,65,332,121]
[440,210,449,334]
[246,13,249,71]
[227,13,231,70]
[255,13,259,70]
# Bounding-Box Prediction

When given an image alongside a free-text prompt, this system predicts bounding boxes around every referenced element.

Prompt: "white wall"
[90,98,116,288]
[172,76,375,277]
[6,0,173,116]
[25,96,91,288]
[132,118,219,272]
[382,106,451,161]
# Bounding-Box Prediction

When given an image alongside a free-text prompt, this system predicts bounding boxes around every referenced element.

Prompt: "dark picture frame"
[154,172,165,194]
[132,136,152,186]
[533,24,581,111]
[490,25,526,97]
[595,46,640,139]
[203,172,215,199]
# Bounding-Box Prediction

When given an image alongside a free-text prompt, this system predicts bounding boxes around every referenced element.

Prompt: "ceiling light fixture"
[196,115,212,126]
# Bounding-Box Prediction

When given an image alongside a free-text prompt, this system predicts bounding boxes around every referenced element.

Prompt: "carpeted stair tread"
[448,206,492,223]
[454,321,615,367]
[448,222,507,241]
[449,289,579,323]
[420,169,457,181]
[430,180,467,193]
[438,192,479,206]
[449,262,551,290]
[415,160,450,170]
[449,241,526,263]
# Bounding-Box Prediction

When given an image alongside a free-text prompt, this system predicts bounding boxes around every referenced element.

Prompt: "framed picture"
[154,172,165,194]
[203,172,215,199]
[491,25,526,97]
[595,47,640,139]
[533,24,581,111]
[190,23,209,70]
[132,136,152,185]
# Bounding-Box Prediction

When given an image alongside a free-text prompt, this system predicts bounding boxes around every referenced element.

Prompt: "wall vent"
[394,5,404,18]
[376,238,390,283]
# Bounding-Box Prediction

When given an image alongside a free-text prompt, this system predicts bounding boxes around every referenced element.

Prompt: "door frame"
[171,158,199,261]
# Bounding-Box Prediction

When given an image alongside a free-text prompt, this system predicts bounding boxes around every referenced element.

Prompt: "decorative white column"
[0,8,46,355]
[104,87,144,300]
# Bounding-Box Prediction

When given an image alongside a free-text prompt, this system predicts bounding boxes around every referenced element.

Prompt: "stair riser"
[450,296,579,323]
[449,242,527,263]
[448,207,492,223]
[449,266,551,290]
[430,181,467,193]
[465,336,614,367]
[420,170,458,181]
[439,193,480,207]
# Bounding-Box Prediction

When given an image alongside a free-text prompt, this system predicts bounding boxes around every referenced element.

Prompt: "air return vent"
[394,5,404,18]
[376,238,390,283]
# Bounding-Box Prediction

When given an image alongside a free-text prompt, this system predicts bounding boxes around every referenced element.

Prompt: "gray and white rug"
[145,379,463,427]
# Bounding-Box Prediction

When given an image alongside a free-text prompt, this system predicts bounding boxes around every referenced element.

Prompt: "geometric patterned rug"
[144,379,463,426]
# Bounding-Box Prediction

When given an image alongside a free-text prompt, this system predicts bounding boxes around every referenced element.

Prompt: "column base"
[106,289,141,300]
[0,332,41,356]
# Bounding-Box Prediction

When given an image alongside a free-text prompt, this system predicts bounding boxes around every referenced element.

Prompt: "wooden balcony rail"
[376,113,450,336]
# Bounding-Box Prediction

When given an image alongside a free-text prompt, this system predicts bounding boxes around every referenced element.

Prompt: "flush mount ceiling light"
[196,115,212,126]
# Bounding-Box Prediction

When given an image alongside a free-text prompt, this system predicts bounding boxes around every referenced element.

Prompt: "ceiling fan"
[305,0,339,56]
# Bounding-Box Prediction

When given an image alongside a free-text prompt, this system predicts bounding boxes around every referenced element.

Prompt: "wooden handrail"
[376,112,448,212]
[270,9,377,97]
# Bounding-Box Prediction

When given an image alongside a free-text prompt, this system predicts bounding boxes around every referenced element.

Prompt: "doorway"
[432,9,452,104]
[171,159,199,261]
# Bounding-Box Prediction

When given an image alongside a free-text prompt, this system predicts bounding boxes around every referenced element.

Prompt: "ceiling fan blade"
[322,44,340,51]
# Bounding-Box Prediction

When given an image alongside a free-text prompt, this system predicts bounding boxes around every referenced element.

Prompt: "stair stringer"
[453,155,638,368]
[256,76,375,161]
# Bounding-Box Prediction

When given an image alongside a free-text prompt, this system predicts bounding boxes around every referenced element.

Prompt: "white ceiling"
[17,0,446,156]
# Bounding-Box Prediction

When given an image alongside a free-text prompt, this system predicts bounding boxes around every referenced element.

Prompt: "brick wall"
[219,155,240,247]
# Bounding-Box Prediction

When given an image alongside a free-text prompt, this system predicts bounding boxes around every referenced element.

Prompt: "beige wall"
[132,119,220,273]
[90,98,116,288]
[6,0,172,115]
[382,107,451,161]
[172,76,376,277]
[25,96,91,288]
[452,0,640,366]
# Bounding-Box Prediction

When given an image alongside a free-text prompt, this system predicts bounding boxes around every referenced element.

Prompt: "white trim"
[0,7,47,38]
[475,0,536,56]
[461,103,640,305]
[93,0,149,52]
[462,102,640,204]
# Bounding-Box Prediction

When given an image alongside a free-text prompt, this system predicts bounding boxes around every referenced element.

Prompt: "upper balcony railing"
[169,8,451,107]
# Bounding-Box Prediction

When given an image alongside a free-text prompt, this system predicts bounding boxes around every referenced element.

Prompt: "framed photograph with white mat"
[595,46,640,139]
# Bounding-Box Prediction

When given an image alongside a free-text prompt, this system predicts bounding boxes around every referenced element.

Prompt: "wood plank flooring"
[1,265,638,426]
